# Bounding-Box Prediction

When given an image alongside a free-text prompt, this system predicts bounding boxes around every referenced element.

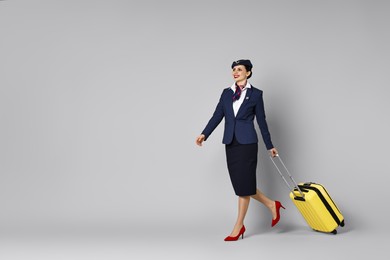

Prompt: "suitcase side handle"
[269,154,305,198]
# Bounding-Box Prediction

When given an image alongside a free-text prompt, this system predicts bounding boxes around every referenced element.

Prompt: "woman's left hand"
[269,148,278,157]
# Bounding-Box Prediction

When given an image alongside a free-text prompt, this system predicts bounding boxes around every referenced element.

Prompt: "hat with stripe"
[231,59,253,69]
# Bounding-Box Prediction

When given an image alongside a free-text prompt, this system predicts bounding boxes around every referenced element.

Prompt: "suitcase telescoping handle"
[269,154,305,198]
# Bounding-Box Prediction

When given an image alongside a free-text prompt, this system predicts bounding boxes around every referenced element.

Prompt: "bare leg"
[229,196,250,236]
[251,188,277,219]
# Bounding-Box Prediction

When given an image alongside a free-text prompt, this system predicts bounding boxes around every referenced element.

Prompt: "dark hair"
[244,65,252,79]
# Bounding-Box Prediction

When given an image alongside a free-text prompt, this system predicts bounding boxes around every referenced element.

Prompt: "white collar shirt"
[230,81,251,117]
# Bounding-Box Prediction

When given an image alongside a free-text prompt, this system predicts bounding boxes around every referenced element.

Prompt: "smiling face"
[232,65,251,83]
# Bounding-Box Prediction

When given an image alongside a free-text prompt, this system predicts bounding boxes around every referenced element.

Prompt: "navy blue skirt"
[225,137,258,196]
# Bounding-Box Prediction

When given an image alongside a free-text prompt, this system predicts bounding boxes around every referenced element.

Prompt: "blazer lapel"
[236,87,253,117]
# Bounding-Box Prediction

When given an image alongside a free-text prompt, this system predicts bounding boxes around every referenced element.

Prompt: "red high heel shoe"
[224,225,246,241]
[271,201,285,227]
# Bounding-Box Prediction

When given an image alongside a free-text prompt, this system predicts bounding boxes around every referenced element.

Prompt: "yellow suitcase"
[271,155,345,234]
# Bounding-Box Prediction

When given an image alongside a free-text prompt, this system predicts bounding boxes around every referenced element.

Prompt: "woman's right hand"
[196,134,206,146]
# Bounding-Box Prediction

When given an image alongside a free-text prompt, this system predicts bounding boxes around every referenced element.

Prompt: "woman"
[195,59,285,241]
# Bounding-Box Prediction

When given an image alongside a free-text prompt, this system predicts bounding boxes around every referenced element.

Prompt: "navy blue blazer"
[201,85,274,150]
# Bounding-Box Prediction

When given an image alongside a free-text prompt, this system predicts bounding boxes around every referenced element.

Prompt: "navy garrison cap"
[231,59,253,69]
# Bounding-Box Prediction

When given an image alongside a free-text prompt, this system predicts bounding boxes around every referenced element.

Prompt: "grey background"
[1,0,389,259]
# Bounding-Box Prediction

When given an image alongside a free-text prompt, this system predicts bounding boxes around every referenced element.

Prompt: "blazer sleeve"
[201,91,225,141]
[255,91,274,150]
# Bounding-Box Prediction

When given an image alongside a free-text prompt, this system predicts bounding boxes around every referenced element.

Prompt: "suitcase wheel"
[340,220,345,227]
[331,229,337,235]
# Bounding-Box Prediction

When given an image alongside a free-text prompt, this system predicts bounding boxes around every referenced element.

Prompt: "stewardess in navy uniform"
[196,59,285,241]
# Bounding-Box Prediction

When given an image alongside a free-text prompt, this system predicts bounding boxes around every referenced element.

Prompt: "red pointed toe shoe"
[224,225,246,241]
[271,201,285,227]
